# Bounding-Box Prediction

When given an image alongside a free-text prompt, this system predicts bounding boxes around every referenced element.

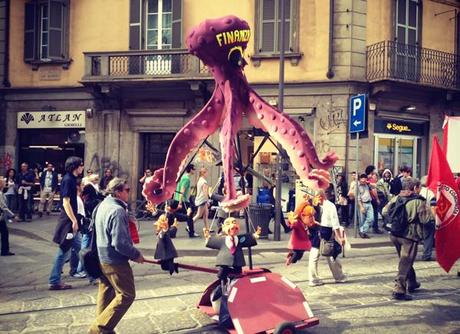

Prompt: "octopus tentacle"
[247,89,338,188]
[143,88,225,204]
[219,80,250,211]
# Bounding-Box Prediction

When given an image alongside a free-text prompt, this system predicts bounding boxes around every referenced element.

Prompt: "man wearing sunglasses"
[89,178,144,334]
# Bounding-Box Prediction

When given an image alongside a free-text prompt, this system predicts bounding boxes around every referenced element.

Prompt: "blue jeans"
[69,232,82,275]
[422,221,435,260]
[359,202,374,233]
[77,233,91,273]
[49,247,70,285]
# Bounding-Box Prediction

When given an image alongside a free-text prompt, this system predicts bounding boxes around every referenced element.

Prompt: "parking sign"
[349,94,366,133]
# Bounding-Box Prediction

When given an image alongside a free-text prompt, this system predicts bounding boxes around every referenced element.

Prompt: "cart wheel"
[274,321,297,334]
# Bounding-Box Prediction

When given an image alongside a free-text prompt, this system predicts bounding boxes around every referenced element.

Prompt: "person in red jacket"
[285,196,316,265]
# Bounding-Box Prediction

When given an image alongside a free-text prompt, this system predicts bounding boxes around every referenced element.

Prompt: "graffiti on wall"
[318,107,346,135]
[88,153,129,178]
[0,152,13,171]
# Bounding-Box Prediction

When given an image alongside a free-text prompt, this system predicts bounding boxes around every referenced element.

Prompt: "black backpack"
[384,196,417,237]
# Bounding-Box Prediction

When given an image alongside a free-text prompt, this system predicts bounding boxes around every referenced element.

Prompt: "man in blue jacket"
[89,177,144,334]
[38,163,58,217]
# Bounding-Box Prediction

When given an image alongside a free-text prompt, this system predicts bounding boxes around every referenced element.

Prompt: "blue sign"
[349,94,366,133]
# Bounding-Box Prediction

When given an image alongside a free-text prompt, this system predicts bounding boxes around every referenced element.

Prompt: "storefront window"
[18,129,85,175]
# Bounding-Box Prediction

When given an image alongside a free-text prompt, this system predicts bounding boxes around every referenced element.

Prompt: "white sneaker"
[309,280,324,287]
[71,272,87,279]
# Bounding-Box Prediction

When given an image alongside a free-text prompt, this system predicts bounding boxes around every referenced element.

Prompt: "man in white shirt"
[308,189,347,286]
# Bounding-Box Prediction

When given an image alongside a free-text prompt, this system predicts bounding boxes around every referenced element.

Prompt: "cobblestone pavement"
[1,218,460,334]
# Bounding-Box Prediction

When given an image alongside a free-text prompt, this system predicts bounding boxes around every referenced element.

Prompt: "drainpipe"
[326,0,335,79]
[3,0,11,87]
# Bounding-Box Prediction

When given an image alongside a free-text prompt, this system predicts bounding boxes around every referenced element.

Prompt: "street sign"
[349,94,366,133]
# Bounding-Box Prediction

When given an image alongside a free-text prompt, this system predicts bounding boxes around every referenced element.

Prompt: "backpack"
[384,196,417,237]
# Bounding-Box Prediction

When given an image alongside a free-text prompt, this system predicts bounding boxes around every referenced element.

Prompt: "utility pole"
[274,0,286,241]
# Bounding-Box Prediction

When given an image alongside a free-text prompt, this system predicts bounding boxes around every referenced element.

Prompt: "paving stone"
[150,311,199,332]
[115,316,160,334]
[28,311,73,328]
[0,314,29,332]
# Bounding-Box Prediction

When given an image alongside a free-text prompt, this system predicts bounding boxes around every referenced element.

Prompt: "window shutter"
[171,0,182,49]
[24,1,37,61]
[129,0,142,50]
[48,0,65,59]
[260,0,275,53]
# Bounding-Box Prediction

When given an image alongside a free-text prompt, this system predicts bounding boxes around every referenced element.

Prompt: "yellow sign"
[216,29,251,47]
[386,122,412,133]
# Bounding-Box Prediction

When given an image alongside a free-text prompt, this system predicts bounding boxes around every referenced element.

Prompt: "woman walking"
[193,168,210,231]
[4,169,17,213]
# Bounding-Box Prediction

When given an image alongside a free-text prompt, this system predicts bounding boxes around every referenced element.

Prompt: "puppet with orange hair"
[285,196,317,265]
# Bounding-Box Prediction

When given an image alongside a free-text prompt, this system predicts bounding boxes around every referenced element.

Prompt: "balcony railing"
[367,40,460,90]
[82,49,210,82]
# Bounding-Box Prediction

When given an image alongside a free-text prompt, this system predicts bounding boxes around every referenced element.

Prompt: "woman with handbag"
[0,177,15,256]
[308,189,347,287]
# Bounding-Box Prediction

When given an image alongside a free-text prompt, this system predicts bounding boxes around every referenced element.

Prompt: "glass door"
[374,135,420,177]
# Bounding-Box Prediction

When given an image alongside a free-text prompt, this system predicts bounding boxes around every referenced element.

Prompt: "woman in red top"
[285,197,315,265]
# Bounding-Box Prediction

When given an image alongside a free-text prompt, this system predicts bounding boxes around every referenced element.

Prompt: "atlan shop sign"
[17,111,85,129]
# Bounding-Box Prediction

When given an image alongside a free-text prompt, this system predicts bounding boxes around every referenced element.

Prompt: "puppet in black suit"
[205,217,261,284]
[154,214,179,275]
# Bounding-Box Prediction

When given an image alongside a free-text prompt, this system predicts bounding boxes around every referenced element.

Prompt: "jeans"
[5,194,17,212]
[359,202,374,233]
[89,262,136,334]
[18,194,33,220]
[69,232,82,275]
[77,233,91,273]
[49,247,70,285]
[422,221,435,260]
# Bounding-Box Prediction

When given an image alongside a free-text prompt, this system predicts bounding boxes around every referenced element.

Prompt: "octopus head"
[186,15,250,68]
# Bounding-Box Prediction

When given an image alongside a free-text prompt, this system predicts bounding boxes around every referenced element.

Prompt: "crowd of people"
[1,158,459,333]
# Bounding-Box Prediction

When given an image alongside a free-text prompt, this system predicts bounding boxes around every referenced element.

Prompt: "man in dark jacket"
[89,178,144,334]
[16,162,35,222]
[48,156,84,290]
[383,177,431,301]
[38,163,58,217]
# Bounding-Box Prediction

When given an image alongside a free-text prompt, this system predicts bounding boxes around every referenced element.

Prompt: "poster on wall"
[17,111,85,129]
[443,116,460,173]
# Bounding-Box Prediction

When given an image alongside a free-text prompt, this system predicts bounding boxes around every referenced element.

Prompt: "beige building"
[0,0,459,203]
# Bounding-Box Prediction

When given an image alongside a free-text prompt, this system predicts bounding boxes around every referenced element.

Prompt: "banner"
[443,116,460,173]
[427,136,460,273]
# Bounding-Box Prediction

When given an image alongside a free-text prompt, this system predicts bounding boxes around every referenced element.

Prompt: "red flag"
[427,136,460,272]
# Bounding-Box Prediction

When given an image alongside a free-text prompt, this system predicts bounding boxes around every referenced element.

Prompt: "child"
[285,196,316,266]
[154,214,179,275]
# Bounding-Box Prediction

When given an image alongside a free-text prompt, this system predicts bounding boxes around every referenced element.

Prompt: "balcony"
[367,41,460,91]
[82,49,211,84]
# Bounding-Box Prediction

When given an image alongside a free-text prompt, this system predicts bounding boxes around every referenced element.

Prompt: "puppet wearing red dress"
[286,197,316,265]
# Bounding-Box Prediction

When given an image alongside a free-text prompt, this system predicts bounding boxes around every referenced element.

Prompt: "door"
[374,134,421,177]
[395,0,420,81]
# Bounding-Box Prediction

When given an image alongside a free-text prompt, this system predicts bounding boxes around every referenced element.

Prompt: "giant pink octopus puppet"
[143,15,338,212]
